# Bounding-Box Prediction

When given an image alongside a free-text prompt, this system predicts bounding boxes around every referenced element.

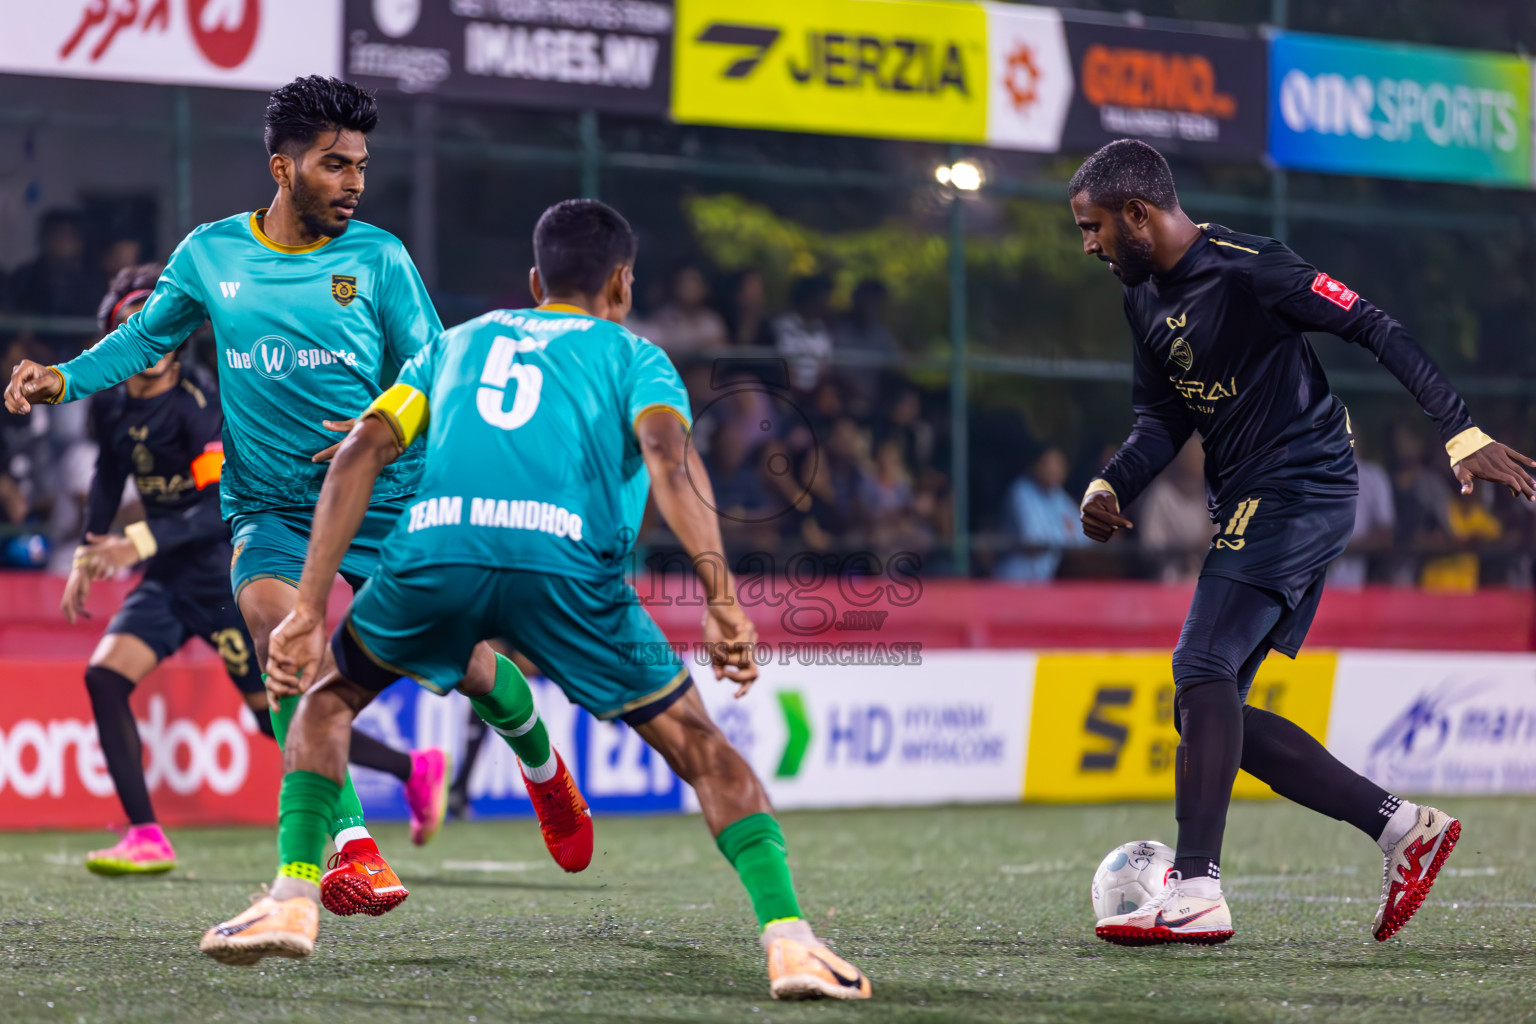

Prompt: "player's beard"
[292,175,352,239]
[1109,231,1156,287]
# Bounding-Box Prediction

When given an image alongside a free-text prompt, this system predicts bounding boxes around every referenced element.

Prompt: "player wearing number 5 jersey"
[4,77,586,912]
[1069,140,1536,948]
[201,200,872,1001]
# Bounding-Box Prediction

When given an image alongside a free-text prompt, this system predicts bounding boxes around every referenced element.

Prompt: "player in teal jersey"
[4,78,591,912]
[199,200,872,1001]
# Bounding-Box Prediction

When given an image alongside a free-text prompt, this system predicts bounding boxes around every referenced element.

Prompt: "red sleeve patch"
[1311,272,1359,311]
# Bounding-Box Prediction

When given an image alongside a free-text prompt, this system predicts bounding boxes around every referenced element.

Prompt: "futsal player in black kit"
[67,264,431,877]
[1069,140,1536,946]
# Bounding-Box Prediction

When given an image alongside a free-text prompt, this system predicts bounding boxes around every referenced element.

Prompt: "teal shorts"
[229,503,408,600]
[338,563,690,722]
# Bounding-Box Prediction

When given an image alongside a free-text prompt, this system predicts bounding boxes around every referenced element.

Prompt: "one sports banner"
[1269,32,1533,187]
[0,0,341,90]
[1023,651,1337,802]
[343,0,673,116]
[671,0,989,144]
[1058,16,1267,160]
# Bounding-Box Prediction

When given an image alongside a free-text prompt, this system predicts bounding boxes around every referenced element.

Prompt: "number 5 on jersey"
[477,336,544,430]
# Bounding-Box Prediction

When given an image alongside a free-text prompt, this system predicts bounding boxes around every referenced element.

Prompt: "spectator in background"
[1387,420,1453,586]
[1329,438,1395,588]
[881,387,936,475]
[630,265,727,360]
[773,273,834,393]
[100,237,144,284]
[833,278,899,413]
[1136,437,1214,583]
[721,268,773,349]
[860,436,932,554]
[9,209,99,318]
[997,445,1088,582]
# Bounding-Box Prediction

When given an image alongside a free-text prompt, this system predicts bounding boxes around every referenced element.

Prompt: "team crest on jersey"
[1167,337,1194,373]
[331,274,358,306]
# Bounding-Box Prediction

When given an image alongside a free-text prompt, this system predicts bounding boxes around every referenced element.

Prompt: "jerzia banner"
[1059,17,1267,160]
[344,0,673,115]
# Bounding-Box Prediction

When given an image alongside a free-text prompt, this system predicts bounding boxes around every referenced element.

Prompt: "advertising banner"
[344,0,672,115]
[353,674,684,819]
[1328,652,1536,794]
[1024,651,1336,801]
[1059,18,1267,159]
[982,3,1073,153]
[1269,33,1532,187]
[672,0,988,144]
[0,0,340,90]
[686,652,1034,811]
[0,662,281,830]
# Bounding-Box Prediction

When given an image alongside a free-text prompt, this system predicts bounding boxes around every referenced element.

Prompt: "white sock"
[333,825,371,850]
[1178,875,1222,901]
[1378,800,1419,854]
[270,875,319,903]
[522,753,558,784]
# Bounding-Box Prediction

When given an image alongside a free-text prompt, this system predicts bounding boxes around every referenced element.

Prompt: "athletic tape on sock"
[280,861,322,885]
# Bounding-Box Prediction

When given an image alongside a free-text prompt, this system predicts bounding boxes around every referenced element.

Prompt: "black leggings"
[1170,576,1394,876]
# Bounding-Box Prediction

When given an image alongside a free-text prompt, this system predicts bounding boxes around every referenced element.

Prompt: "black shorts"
[105,578,262,695]
[1198,490,1354,656]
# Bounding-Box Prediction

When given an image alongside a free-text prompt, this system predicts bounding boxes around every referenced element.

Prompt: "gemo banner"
[1059,17,1268,159]
[671,0,988,143]
[1328,652,1536,795]
[0,662,281,830]
[1269,32,1532,187]
[1023,651,1337,802]
[0,0,341,90]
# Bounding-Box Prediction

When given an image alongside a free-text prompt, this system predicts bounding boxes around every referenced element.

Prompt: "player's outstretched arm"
[4,361,63,414]
[637,408,759,696]
[266,416,402,696]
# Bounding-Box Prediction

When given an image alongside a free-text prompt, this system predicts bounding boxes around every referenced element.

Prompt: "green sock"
[265,675,370,842]
[716,813,802,928]
[469,655,553,772]
[277,770,341,884]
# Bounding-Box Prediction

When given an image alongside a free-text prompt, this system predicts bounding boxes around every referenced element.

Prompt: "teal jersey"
[375,305,691,582]
[53,211,440,518]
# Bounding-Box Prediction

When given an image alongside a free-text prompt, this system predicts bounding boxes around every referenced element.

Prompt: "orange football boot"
[522,750,594,872]
[320,846,408,917]
[200,895,317,966]
[767,936,872,1000]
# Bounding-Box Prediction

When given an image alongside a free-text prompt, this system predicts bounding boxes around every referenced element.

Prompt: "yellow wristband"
[124,521,158,561]
[72,545,90,567]
[1446,426,1495,466]
[1082,478,1119,511]
[363,383,430,449]
[44,366,66,405]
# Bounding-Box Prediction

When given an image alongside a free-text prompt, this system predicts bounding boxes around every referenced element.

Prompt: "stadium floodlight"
[935,161,983,191]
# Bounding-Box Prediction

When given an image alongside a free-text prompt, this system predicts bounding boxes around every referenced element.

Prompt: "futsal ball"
[1091,840,1174,921]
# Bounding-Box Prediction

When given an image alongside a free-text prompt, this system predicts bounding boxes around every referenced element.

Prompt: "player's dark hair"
[263,76,379,157]
[97,262,165,335]
[533,199,638,297]
[1068,139,1180,211]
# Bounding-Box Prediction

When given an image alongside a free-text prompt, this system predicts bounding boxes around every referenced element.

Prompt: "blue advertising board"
[352,676,683,820]
[1269,32,1531,187]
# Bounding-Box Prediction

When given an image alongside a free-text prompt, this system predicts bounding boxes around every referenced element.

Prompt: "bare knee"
[454,643,498,698]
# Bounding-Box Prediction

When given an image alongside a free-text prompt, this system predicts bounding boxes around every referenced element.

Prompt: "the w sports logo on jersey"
[1215,498,1260,550]
[331,274,358,306]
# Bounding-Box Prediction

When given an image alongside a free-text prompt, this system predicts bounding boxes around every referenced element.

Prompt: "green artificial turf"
[1,799,1531,1023]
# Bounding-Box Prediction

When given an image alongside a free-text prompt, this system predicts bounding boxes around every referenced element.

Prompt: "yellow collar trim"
[537,302,593,316]
[249,209,333,255]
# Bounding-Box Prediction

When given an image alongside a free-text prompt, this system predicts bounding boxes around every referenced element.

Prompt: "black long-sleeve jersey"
[1095,223,1478,521]
[85,370,230,589]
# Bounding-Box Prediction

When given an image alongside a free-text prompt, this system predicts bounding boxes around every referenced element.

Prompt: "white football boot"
[1096,873,1234,947]
[1373,804,1460,941]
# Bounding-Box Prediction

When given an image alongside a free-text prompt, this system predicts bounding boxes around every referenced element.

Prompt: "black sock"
[84,665,155,825]
[449,712,488,816]
[1239,705,1398,840]
[1172,681,1244,881]
[349,728,412,782]
[251,706,275,738]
